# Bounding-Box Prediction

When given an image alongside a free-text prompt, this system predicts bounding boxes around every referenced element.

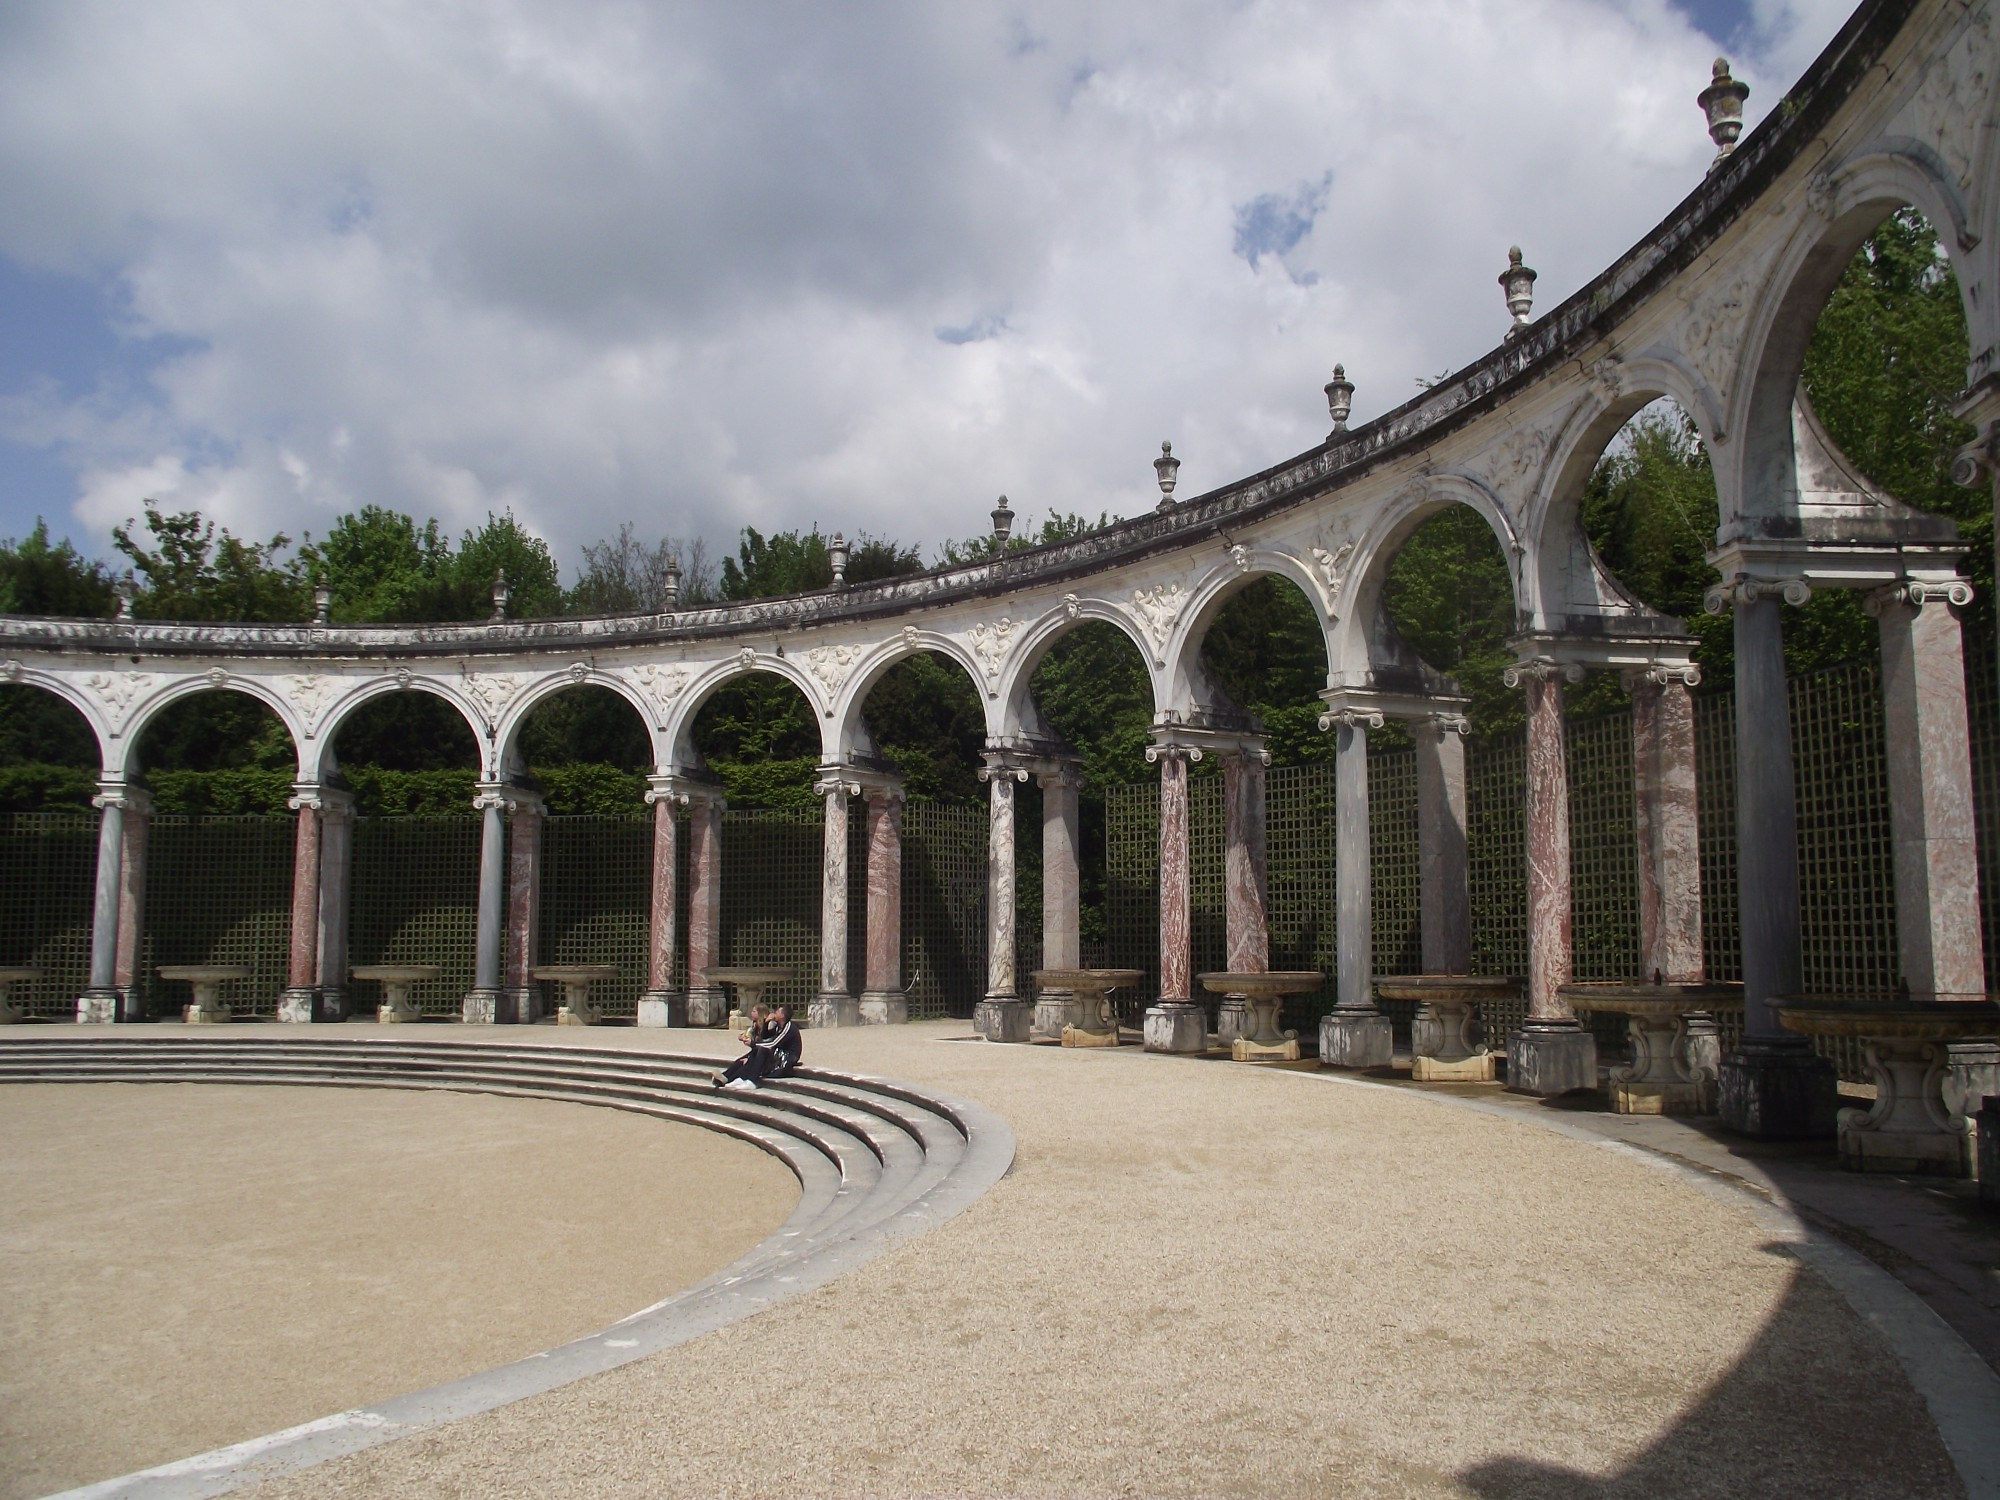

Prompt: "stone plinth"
[635,990,687,1028]
[1378,974,1516,1083]
[461,988,504,1025]
[1507,1020,1598,1097]
[159,965,251,1025]
[686,987,729,1028]
[1779,1000,2000,1175]
[0,967,39,1024]
[859,991,908,1026]
[973,997,1031,1044]
[535,965,618,1026]
[1320,1009,1393,1070]
[1036,969,1141,1048]
[1200,971,1319,1063]
[1719,1039,1838,1139]
[1143,1001,1206,1054]
[1033,989,1081,1039]
[810,993,861,1029]
[352,964,441,1024]
[1563,982,1744,1114]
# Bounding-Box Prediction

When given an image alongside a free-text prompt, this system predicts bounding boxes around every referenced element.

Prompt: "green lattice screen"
[349,816,482,1016]
[0,812,97,1019]
[540,814,649,1018]
[901,798,988,1020]
[140,815,294,1018]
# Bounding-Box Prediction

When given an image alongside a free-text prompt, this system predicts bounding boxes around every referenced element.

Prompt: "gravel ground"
[0,1083,798,1499]
[226,1021,1961,1500]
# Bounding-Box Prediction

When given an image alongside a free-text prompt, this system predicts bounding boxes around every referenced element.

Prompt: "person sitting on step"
[717,1003,801,1091]
[713,1003,773,1089]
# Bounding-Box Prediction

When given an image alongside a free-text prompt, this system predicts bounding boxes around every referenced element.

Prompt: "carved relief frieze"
[1673,241,1778,406]
[632,663,688,720]
[968,616,1015,683]
[286,673,335,735]
[461,669,522,727]
[84,669,153,734]
[1474,422,1552,500]
[1907,4,1994,195]
[1307,525,1357,616]
[1131,582,1186,664]
[807,643,860,692]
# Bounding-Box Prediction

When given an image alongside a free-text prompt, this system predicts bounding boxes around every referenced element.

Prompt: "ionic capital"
[1864,578,1975,617]
[1316,707,1385,732]
[1702,575,1810,614]
[287,783,355,815]
[1620,661,1701,691]
[1501,656,1586,689]
[91,781,153,815]
[1413,711,1472,738]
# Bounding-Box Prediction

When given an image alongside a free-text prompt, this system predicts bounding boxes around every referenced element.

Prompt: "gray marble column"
[973,757,1030,1042]
[78,780,138,1022]
[1321,712,1392,1067]
[1413,714,1472,974]
[314,789,355,1020]
[1713,584,1834,1137]
[1505,661,1597,1096]
[110,787,153,1023]
[811,771,860,1028]
[860,783,906,1024]
[503,790,546,1023]
[638,779,685,1027]
[1032,760,1084,1037]
[1216,744,1271,1046]
[1628,666,1705,985]
[462,787,509,1022]
[278,788,325,1023]
[685,791,728,1026]
[1143,744,1204,1054]
[1872,581,1985,1000]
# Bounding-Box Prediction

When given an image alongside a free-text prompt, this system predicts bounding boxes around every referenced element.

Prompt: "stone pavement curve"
[19,1020,1992,1500]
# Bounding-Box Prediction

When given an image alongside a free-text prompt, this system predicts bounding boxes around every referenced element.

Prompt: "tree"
[1201,576,1332,765]
[0,521,116,617]
[448,512,563,620]
[112,504,309,622]
[297,507,454,623]
[568,525,716,614]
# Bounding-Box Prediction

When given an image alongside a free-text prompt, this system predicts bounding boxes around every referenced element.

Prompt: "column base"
[635,990,688,1028]
[1412,1052,1496,1083]
[1944,1042,2000,1123]
[1034,994,1081,1039]
[1142,1002,1206,1054]
[1319,1010,1394,1070]
[1062,1024,1119,1048]
[1718,1040,1837,1140]
[1215,997,1251,1047]
[1231,1035,1301,1062]
[859,991,908,1025]
[316,986,348,1023]
[974,997,1032,1044]
[809,993,859,1029]
[277,987,317,1024]
[1506,1021,1599,1097]
[77,988,118,1024]
[505,985,540,1024]
[117,986,147,1024]
[686,987,729,1028]
[462,988,504,1024]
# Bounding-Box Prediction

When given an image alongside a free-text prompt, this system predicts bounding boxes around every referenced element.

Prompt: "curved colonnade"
[0,0,1996,1137]
[0,1030,1015,1498]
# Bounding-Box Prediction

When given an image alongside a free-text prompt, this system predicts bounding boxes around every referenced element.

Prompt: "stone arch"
[118,673,309,780]
[830,631,995,764]
[311,675,491,782]
[1160,551,1333,720]
[493,666,666,775]
[996,598,1162,737]
[1732,168,1988,529]
[664,652,828,768]
[1,668,110,772]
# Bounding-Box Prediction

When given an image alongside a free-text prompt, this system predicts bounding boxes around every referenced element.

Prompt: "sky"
[0,0,1856,579]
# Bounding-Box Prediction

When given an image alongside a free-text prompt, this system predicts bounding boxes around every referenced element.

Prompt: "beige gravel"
[0,1083,798,1499]
[225,1022,1960,1500]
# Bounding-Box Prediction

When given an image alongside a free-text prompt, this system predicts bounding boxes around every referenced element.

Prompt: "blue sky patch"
[1232,171,1333,273]
[935,312,1009,345]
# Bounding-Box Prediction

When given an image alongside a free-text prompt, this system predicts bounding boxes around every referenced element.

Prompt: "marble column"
[1413,715,1472,974]
[314,789,355,1020]
[1143,745,1204,1053]
[811,772,860,1028]
[1215,745,1271,1046]
[503,790,546,1024]
[974,758,1031,1042]
[110,787,153,1023]
[278,789,325,1023]
[859,783,906,1024]
[685,791,728,1026]
[637,779,685,1027]
[1321,712,1393,1067]
[1505,662,1597,1095]
[462,787,509,1022]
[1628,667,1705,984]
[1872,582,1985,1001]
[78,780,140,1023]
[1714,585,1834,1137]
[1033,760,1084,1037]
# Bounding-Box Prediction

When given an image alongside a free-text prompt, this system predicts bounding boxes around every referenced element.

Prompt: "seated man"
[713,1003,772,1089]
[716,1003,801,1091]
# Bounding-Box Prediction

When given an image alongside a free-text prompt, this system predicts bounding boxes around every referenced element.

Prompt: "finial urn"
[1698,58,1749,164]
[1324,364,1355,435]
[1154,441,1181,512]
[1499,247,1537,333]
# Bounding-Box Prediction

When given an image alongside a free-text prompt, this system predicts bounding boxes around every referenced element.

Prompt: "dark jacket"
[757,1018,802,1073]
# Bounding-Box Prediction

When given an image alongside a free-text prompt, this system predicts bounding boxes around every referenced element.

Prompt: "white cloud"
[0,0,1852,570]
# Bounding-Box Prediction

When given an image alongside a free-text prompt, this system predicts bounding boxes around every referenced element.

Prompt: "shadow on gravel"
[1455,1269,1965,1500]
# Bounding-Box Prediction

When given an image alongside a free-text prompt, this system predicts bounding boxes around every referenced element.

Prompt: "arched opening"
[130,691,301,1019]
[0,684,102,1019]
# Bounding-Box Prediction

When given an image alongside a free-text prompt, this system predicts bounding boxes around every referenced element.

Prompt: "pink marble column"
[860,784,906,1024]
[110,789,152,1023]
[1413,715,1471,974]
[973,756,1030,1042]
[1216,745,1270,1047]
[1874,582,1986,1000]
[1629,666,1705,985]
[314,790,355,1020]
[685,791,727,1026]
[638,779,683,1027]
[1506,660,1596,1096]
[503,790,545,1023]
[1142,745,1204,1053]
[811,771,859,1028]
[278,791,323,1022]
[1032,760,1084,1038]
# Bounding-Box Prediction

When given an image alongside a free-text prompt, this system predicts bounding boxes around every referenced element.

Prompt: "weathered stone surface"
[1061,1023,1120,1048]
[1507,1022,1598,1097]
[1231,1035,1301,1062]
[285,800,322,999]
[819,783,850,1008]
[1732,598,1803,1044]
[1143,1002,1205,1054]
[1320,1010,1393,1069]
[1412,1052,1496,1082]
[504,795,544,1017]
[1631,674,1704,984]
[810,994,860,1029]
[1521,676,1574,1023]
[313,794,354,1020]
[1718,1041,1837,1139]
[1333,720,1372,1011]
[112,798,151,1023]
[983,766,1020,1005]
[859,992,907,1025]
[1156,752,1191,1005]
[1413,720,1470,974]
[635,991,687,1028]
[863,787,903,1010]
[973,996,1030,1043]
[1981,1096,2000,1200]
[1222,750,1269,975]
[645,792,679,995]
[686,795,724,1026]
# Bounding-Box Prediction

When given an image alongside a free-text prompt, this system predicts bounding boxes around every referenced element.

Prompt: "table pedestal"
[1563,985,1743,1115]
[379,981,421,1023]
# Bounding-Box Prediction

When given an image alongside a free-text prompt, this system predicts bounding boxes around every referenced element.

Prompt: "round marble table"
[158,965,253,1025]
[1778,997,2000,1176]
[533,964,621,1026]
[1032,968,1143,1048]
[0,966,41,1024]
[1376,975,1521,1082]
[1198,971,1322,1061]
[1561,982,1743,1114]
[352,964,442,1024]
[701,967,793,1035]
